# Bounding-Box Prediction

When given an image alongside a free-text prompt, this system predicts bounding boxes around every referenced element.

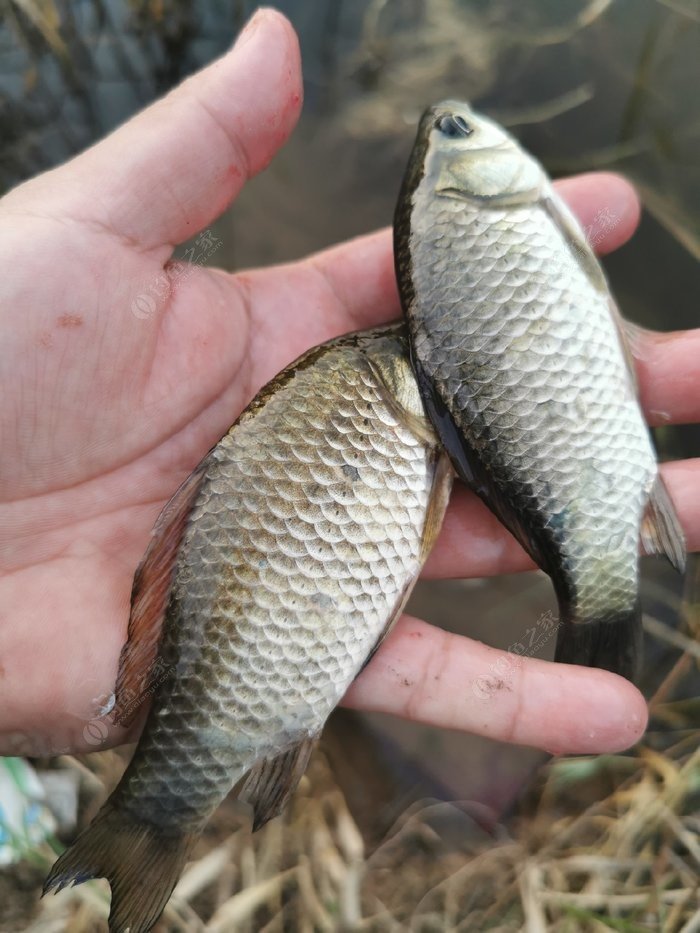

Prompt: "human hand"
[0,9,697,758]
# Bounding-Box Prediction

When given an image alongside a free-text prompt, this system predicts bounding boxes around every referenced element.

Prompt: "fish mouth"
[433,186,506,204]
[440,140,514,155]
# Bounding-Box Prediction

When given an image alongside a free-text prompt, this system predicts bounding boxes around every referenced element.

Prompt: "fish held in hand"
[394,100,685,682]
[43,324,452,933]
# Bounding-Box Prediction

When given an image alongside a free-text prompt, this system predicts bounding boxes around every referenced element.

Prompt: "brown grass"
[16,564,700,931]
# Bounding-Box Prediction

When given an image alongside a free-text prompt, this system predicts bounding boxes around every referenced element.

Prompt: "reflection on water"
[2,1,699,281]
[0,0,697,855]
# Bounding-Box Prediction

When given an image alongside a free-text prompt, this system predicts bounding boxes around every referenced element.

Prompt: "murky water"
[1,0,697,824]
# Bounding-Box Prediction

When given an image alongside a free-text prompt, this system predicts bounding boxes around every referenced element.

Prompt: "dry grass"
[0,1,698,928]
[10,562,698,932]
[14,731,699,931]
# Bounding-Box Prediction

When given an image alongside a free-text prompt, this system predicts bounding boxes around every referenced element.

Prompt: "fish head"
[414,100,545,204]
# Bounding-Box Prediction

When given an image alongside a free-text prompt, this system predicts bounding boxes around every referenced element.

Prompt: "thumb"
[8,8,302,254]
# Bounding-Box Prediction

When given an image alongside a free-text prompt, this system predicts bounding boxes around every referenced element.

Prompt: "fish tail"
[554,599,642,682]
[43,799,196,933]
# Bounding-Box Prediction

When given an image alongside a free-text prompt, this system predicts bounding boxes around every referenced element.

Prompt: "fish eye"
[436,114,473,138]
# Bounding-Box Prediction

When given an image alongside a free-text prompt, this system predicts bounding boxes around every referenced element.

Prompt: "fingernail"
[234,7,270,49]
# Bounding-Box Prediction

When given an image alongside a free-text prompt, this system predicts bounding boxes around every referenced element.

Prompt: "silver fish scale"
[117,333,441,830]
[408,193,657,619]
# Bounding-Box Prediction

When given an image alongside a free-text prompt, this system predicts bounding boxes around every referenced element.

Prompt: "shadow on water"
[0,0,697,881]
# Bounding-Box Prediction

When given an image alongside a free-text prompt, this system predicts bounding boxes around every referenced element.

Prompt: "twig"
[173,840,234,903]
[499,0,614,47]
[205,867,298,932]
[492,84,594,127]
[643,615,700,660]
[519,861,548,933]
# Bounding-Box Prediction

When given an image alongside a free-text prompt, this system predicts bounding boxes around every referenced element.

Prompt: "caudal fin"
[554,601,642,682]
[43,800,196,933]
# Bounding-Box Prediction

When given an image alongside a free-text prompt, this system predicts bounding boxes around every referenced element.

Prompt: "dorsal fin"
[112,462,207,728]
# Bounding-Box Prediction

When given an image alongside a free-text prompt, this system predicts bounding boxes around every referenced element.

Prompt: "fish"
[43,323,452,933]
[394,100,685,682]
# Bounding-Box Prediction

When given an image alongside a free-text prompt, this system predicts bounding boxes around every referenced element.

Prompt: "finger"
[553,172,641,253]
[234,229,400,389]
[424,458,700,580]
[634,328,700,427]
[11,8,302,252]
[343,615,648,754]
[424,483,534,579]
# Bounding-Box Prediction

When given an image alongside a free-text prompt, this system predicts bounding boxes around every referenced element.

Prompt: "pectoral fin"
[641,476,686,574]
[112,462,207,728]
[419,450,454,562]
[241,736,318,831]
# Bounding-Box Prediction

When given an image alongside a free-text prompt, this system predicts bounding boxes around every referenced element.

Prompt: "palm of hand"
[0,170,379,752]
[0,9,697,757]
